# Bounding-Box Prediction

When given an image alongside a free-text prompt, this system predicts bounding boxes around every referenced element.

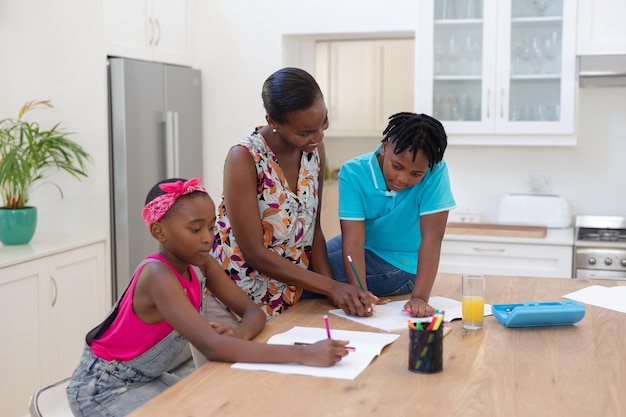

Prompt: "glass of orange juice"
[462,274,485,330]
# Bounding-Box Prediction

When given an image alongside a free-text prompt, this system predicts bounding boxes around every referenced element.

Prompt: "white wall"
[0,0,110,236]
[1,0,624,241]
[194,0,420,201]
[196,0,626,220]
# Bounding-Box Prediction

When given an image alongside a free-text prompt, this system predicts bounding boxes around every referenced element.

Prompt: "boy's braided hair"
[382,112,448,171]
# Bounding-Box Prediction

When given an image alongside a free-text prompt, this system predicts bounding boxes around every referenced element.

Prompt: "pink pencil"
[323,315,331,338]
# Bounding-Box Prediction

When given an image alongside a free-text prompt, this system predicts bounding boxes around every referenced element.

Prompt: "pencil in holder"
[408,325,444,373]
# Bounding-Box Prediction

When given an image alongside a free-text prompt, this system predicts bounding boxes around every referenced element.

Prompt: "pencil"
[432,311,445,331]
[295,342,356,352]
[323,314,331,338]
[346,255,365,290]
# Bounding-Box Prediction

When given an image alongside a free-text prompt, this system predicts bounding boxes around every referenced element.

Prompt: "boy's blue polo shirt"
[337,144,456,274]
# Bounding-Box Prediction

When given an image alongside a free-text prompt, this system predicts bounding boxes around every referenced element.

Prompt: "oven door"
[575,269,626,280]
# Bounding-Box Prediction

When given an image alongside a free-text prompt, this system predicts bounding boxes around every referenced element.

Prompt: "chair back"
[28,377,72,417]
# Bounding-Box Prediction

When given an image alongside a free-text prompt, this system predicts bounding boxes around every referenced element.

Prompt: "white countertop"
[0,232,107,269]
[443,227,574,246]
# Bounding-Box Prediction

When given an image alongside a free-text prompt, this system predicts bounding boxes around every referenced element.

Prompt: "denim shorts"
[326,235,415,297]
[66,330,186,417]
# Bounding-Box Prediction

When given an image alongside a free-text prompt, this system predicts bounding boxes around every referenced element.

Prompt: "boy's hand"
[403,297,435,317]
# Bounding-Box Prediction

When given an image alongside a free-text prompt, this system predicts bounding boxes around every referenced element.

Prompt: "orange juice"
[462,296,485,329]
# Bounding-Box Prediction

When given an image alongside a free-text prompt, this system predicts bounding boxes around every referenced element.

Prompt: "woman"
[211,67,377,319]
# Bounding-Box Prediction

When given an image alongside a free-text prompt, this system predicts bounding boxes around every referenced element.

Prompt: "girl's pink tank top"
[90,254,201,361]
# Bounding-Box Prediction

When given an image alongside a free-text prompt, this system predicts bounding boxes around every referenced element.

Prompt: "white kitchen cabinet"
[0,239,106,417]
[577,0,626,55]
[103,0,192,66]
[438,238,573,278]
[416,0,577,145]
[315,39,415,137]
[0,263,41,417]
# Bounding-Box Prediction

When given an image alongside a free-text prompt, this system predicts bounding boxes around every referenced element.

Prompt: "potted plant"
[0,100,92,245]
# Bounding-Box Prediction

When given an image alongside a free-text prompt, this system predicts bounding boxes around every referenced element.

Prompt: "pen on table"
[294,341,356,352]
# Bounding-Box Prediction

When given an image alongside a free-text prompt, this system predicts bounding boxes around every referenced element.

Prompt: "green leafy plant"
[0,100,92,208]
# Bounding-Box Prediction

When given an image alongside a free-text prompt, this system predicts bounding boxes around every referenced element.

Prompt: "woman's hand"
[208,321,237,337]
[403,297,435,317]
[296,338,350,367]
[327,282,378,317]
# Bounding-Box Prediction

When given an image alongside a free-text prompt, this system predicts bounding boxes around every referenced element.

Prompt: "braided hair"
[382,112,447,171]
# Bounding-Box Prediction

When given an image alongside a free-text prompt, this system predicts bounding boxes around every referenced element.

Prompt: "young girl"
[210,67,377,319]
[326,113,457,317]
[66,177,350,417]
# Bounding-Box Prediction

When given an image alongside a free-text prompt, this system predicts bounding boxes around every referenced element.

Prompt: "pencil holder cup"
[408,325,444,374]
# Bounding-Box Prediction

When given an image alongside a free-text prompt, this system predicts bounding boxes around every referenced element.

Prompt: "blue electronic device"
[491,300,586,328]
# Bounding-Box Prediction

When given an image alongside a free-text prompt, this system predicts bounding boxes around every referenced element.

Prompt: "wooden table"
[129,274,626,417]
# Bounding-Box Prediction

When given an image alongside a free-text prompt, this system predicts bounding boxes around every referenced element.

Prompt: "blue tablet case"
[491,300,586,328]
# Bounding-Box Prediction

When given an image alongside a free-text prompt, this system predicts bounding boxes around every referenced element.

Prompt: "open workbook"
[231,326,399,380]
[329,296,493,332]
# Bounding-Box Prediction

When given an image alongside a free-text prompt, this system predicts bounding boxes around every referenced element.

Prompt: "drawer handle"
[473,247,505,253]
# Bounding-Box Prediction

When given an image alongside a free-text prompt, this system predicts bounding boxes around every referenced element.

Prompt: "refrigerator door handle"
[165,111,180,178]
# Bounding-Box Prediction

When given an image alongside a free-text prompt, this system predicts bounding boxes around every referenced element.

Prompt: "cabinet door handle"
[473,247,506,253]
[500,88,505,118]
[51,276,58,307]
[148,17,155,46]
[154,18,161,46]
[486,89,491,118]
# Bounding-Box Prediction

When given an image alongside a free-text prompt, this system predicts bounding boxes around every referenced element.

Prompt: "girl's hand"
[297,338,350,367]
[208,321,237,337]
[404,297,435,317]
[376,298,391,306]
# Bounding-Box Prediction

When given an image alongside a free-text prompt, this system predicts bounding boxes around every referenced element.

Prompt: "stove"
[574,215,626,279]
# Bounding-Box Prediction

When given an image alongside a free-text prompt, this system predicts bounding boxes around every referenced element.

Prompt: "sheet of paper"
[562,285,626,314]
[329,296,492,332]
[231,326,399,380]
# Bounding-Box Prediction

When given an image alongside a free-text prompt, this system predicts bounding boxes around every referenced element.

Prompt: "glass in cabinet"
[417,0,577,143]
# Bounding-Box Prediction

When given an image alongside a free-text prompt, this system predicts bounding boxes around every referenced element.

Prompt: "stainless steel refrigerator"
[108,57,203,299]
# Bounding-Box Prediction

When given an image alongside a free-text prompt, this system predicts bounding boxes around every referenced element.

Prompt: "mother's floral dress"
[211,128,320,318]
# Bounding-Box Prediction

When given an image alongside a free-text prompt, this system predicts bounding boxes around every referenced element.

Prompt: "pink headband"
[142,177,207,228]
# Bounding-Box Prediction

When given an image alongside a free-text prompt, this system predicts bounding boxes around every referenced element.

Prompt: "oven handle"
[575,269,626,280]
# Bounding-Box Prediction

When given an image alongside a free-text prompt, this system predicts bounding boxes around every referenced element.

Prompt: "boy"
[327,112,456,317]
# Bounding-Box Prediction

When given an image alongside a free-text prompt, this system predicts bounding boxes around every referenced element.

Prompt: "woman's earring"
[272,128,277,133]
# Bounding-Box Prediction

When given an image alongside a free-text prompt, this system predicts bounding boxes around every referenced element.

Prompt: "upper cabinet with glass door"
[416,0,577,145]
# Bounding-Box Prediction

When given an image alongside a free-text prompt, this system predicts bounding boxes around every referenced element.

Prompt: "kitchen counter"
[440,227,574,278]
[0,232,106,269]
[444,226,574,246]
